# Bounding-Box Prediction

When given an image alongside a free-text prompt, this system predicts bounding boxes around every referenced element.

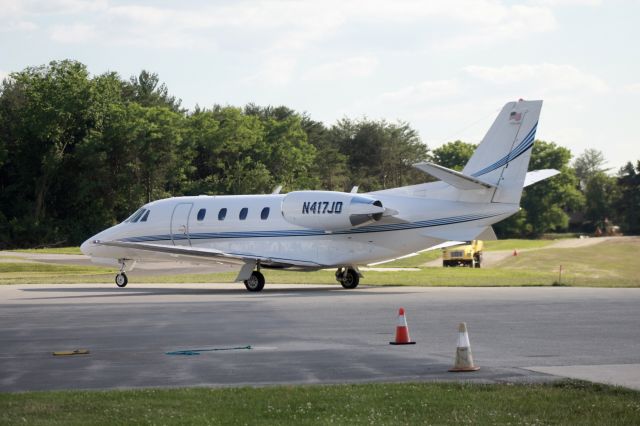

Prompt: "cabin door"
[171,203,193,246]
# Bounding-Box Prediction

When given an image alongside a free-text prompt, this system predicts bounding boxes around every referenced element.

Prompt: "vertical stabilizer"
[462,100,542,204]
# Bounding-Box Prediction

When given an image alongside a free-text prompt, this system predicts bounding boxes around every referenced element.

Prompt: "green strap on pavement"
[166,345,252,356]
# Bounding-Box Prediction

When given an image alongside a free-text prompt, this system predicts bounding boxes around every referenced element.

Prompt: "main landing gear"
[336,267,360,289]
[244,270,265,292]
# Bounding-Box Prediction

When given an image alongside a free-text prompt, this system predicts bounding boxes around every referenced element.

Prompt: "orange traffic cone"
[513,249,518,256]
[390,308,416,345]
[449,322,480,372]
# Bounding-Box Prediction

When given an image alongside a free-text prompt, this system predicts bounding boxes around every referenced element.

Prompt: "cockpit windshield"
[123,208,150,223]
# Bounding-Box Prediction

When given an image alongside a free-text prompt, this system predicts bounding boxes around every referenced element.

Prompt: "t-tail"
[411,100,558,204]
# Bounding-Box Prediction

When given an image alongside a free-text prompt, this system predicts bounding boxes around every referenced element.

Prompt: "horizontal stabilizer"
[414,162,496,190]
[524,169,560,187]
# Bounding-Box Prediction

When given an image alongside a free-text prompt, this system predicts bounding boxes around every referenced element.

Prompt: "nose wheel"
[115,272,128,287]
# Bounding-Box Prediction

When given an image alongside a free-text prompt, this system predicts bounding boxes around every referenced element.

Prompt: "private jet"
[81,100,558,291]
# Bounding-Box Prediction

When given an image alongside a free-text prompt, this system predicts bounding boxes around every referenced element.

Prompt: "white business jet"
[81,100,558,291]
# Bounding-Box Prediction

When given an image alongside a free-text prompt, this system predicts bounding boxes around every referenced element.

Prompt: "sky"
[1,0,638,171]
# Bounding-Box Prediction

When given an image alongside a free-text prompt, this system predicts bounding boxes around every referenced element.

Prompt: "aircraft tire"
[341,268,359,289]
[115,272,128,288]
[244,271,265,292]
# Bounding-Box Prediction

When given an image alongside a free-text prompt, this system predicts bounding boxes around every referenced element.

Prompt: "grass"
[0,259,560,286]
[494,237,640,287]
[11,247,83,255]
[0,261,632,287]
[483,238,555,251]
[0,262,115,284]
[375,249,442,268]
[1,238,638,287]
[1,381,639,425]
[381,239,555,268]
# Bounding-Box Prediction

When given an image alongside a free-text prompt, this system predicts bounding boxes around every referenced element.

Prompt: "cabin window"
[239,208,248,220]
[261,207,270,220]
[140,210,150,222]
[197,208,206,221]
[218,208,227,221]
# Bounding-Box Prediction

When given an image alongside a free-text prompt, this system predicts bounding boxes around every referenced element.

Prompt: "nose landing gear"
[115,272,128,287]
[115,259,133,288]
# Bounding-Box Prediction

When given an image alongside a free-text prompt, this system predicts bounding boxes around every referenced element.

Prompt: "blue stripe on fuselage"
[120,212,502,243]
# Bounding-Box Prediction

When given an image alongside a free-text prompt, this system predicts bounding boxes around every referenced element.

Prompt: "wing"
[96,240,324,271]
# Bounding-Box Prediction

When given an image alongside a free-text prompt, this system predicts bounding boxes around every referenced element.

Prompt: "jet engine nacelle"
[281,191,385,231]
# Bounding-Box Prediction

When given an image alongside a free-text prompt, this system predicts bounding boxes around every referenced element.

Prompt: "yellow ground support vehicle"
[442,240,483,268]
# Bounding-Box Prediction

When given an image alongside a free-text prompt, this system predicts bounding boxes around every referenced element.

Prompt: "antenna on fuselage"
[350,186,359,193]
[272,185,283,194]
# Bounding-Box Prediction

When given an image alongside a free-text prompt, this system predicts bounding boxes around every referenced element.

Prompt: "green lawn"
[483,238,555,251]
[381,239,555,268]
[375,249,442,267]
[494,237,640,286]
[0,262,115,285]
[12,247,83,255]
[1,381,638,425]
[1,238,638,287]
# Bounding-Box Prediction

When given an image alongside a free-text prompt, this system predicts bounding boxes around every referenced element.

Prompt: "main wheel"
[115,272,128,288]
[244,271,265,292]
[340,268,359,289]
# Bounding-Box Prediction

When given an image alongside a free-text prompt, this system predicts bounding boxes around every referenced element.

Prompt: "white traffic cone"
[449,322,480,372]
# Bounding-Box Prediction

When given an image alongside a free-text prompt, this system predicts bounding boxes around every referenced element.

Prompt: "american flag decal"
[509,111,522,122]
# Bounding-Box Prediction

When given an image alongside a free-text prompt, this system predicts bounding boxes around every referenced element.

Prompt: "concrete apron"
[525,364,640,391]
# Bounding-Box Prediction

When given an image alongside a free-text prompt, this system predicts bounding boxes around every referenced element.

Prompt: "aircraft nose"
[80,238,94,256]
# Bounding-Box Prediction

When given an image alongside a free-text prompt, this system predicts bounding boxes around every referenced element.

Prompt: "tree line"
[0,60,637,248]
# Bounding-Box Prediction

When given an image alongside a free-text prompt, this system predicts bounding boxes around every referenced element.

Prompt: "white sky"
[1,0,638,171]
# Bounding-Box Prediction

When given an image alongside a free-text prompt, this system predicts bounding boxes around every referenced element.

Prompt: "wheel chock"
[52,349,90,356]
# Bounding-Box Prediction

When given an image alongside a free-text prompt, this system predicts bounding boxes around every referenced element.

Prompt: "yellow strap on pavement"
[52,349,90,356]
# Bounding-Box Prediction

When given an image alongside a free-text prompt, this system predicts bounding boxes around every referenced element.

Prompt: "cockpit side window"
[140,210,150,222]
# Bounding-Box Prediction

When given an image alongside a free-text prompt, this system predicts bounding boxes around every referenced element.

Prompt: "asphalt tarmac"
[1,284,639,392]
